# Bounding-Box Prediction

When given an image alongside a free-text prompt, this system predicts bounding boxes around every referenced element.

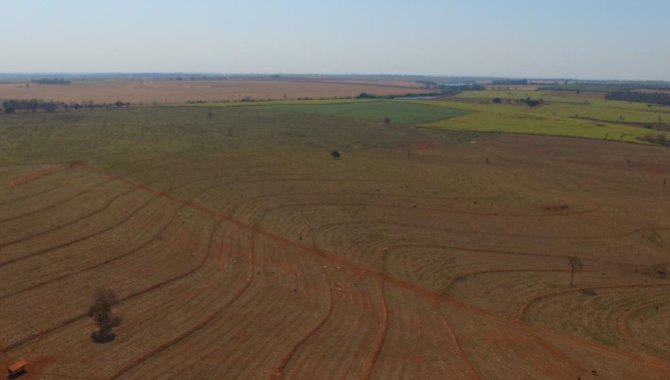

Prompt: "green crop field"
[262,101,470,124]
[185,99,469,124]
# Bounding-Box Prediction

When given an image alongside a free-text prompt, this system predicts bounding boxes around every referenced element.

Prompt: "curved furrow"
[134,236,329,379]
[271,269,334,378]
[184,244,329,380]
[279,267,384,379]
[294,216,670,244]
[0,200,186,352]
[4,205,207,360]
[185,175,414,203]
[0,182,137,249]
[624,301,670,361]
[518,283,670,322]
[448,270,592,318]
[47,216,223,377]
[370,283,482,380]
[32,166,670,375]
[438,309,480,380]
[523,285,670,353]
[349,240,631,269]
[240,198,602,219]
[1,164,71,189]
[0,190,160,269]
[616,297,670,357]
[0,170,92,207]
[115,228,249,379]
[0,199,182,302]
[360,278,388,380]
[0,177,114,224]
[109,230,255,379]
[439,300,588,378]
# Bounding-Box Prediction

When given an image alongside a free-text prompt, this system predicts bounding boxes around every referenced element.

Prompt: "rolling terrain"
[0,104,669,379]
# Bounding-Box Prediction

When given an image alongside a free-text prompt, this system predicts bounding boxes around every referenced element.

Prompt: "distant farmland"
[0,78,432,104]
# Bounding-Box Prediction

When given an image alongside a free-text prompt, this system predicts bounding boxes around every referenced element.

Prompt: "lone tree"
[88,288,123,343]
[568,257,583,287]
[331,150,341,160]
[383,117,391,124]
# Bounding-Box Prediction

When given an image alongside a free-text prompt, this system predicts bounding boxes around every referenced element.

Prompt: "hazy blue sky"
[2,0,668,80]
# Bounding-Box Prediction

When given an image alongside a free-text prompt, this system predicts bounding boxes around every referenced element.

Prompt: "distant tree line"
[638,133,669,147]
[2,99,59,113]
[524,97,543,107]
[31,78,71,85]
[540,82,670,93]
[491,79,529,85]
[491,97,544,107]
[354,84,484,100]
[605,91,670,106]
[355,92,437,100]
[2,99,131,114]
[438,83,485,96]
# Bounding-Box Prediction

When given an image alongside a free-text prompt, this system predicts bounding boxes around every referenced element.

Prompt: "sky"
[1,0,669,80]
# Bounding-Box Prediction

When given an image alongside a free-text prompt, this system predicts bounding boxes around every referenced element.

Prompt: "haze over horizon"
[3,0,669,81]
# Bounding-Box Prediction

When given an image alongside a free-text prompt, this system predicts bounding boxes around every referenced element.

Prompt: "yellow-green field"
[185,90,670,145]
[425,90,670,143]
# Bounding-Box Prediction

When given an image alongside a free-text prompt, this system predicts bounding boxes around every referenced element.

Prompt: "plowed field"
[0,106,669,379]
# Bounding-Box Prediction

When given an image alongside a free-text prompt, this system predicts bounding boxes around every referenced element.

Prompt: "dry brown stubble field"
[0,79,431,104]
[0,106,669,379]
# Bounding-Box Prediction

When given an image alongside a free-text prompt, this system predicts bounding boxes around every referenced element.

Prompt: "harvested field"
[0,105,669,379]
[0,79,431,104]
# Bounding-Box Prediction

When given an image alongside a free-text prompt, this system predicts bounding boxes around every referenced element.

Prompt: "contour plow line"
[78,163,670,373]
